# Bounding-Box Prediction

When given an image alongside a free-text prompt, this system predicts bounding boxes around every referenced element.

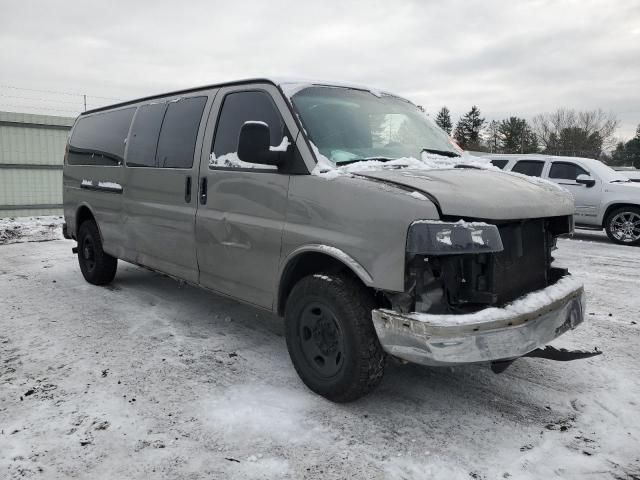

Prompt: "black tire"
[77,220,118,285]
[284,272,385,402]
[604,206,640,246]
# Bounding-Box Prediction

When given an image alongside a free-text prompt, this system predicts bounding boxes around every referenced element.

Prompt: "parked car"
[489,154,640,245]
[63,79,589,401]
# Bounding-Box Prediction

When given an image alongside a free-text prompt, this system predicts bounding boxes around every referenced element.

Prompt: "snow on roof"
[83,77,401,115]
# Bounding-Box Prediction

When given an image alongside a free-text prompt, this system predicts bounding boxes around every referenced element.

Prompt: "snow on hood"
[307,145,573,220]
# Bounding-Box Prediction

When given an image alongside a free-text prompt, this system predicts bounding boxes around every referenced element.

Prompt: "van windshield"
[288,86,461,164]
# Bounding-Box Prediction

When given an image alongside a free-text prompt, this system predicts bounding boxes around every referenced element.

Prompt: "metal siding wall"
[0,111,73,217]
[0,125,69,164]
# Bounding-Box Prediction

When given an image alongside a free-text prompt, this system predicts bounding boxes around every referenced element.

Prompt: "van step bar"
[72,246,78,254]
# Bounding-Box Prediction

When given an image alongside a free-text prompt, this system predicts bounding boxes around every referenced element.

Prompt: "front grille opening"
[404,216,572,314]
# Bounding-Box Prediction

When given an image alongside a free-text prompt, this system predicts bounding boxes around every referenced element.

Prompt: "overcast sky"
[1,0,639,140]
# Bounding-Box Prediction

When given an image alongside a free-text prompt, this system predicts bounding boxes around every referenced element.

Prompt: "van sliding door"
[121,93,213,282]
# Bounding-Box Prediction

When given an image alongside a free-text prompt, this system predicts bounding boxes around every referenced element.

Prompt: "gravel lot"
[1,220,639,479]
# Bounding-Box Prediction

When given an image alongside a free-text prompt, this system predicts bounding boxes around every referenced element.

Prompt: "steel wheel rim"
[298,302,345,378]
[82,236,96,272]
[610,212,640,242]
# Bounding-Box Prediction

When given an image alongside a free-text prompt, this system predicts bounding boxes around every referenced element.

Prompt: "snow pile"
[409,275,583,326]
[310,147,495,179]
[0,216,65,245]
[208,136,290,169]
[412,219,494,228]
[269,136,291,152]
[203,384,324,445]
[97,181,122,190]
[309,145,567,194]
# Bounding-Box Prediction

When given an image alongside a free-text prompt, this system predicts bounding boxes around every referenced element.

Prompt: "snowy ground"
[0,218,639,479]
[0,216,64,245]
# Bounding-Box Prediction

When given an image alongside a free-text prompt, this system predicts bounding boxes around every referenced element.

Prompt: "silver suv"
[489,154,640,245]
[63,79,590,401]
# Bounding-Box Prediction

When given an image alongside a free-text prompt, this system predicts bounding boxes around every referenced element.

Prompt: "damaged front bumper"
[372,276,588,367]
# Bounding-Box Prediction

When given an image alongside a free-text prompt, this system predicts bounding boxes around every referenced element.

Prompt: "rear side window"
[126,103,167,167]
[68,108,135,165]
[490,159,508,169]
[156,96,208,168]
[512,160,544,177]
[549,162,588,180]
[211,90,284,167]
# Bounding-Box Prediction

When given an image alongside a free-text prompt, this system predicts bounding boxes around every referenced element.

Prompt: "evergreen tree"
[453,106,485,150]
[498,117,539,153]
[625,124,640,168]
[610,142,627,166]
[435,106,453,135]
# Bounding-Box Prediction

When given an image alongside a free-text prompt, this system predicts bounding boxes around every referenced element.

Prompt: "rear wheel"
[77,220,118,285]
[604,207,640,246]
[284,272,385,402]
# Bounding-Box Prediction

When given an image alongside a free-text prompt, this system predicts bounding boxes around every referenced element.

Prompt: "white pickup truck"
[488,154,640,245]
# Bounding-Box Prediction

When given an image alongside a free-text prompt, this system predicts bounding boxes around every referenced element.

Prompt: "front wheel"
[77,220,118,285]
[284,273,385,402]
[604,207,640,246]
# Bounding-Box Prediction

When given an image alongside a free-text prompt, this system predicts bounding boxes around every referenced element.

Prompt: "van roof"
[82,77,394,116]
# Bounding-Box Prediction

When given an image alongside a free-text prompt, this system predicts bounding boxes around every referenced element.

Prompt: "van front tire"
[77,220,118,285]
[284,273,385,402]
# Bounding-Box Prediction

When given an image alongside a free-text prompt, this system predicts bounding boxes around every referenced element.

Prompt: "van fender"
[277,244,374,292]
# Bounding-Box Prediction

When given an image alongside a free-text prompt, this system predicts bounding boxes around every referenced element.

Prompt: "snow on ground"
[0,223,639,479]
[0,216,64,245]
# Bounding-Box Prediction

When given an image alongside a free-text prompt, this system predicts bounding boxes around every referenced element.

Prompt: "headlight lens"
[407,221,503,255]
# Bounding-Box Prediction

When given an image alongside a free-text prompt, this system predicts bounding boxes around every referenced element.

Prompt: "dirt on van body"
[0,219,639,479]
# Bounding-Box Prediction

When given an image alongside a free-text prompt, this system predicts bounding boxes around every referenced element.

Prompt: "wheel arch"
[276,245,374,316]
[602,202,640,227]
[75,203,103,242]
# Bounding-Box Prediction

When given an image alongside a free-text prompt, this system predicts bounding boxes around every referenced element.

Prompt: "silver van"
[63,78,592,401]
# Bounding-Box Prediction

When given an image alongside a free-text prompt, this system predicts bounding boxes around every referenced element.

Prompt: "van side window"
[156,96,208,168]
[68,108,135,166]
[126,103,167,167]
[512,160,544,177]
[490,159,508,169]
[549,162,588,180]
[210,91,285,169]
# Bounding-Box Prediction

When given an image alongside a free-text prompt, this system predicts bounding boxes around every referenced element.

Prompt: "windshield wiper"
[421,148,460,158]
[335,157,396,166]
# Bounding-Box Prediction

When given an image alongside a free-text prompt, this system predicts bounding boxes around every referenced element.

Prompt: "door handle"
[199,177,208,205]
[185,176,192,203]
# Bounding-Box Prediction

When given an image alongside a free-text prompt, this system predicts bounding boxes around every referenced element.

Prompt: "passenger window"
[210,90,285,169]
[549,162,588,180]
[512,160,544,177]
[156,96,207,169]
[126,103,167,167]
[490,159,508,169]
[68,107,136,165]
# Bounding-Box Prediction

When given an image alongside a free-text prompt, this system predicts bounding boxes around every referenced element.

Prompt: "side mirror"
[576,174,596,188]
[237,121,281,166]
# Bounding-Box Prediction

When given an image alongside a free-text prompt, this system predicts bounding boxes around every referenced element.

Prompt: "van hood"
[353,167,574,220]
[606,180,640,194]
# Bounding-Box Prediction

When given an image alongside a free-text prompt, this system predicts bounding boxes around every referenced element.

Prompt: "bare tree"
[532,108,619,158]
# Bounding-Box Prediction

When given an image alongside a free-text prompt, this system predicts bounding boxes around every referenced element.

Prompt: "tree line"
[433,105,640,168]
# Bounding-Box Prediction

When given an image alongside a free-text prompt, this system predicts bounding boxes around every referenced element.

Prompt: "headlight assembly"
[407,220,503,255]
